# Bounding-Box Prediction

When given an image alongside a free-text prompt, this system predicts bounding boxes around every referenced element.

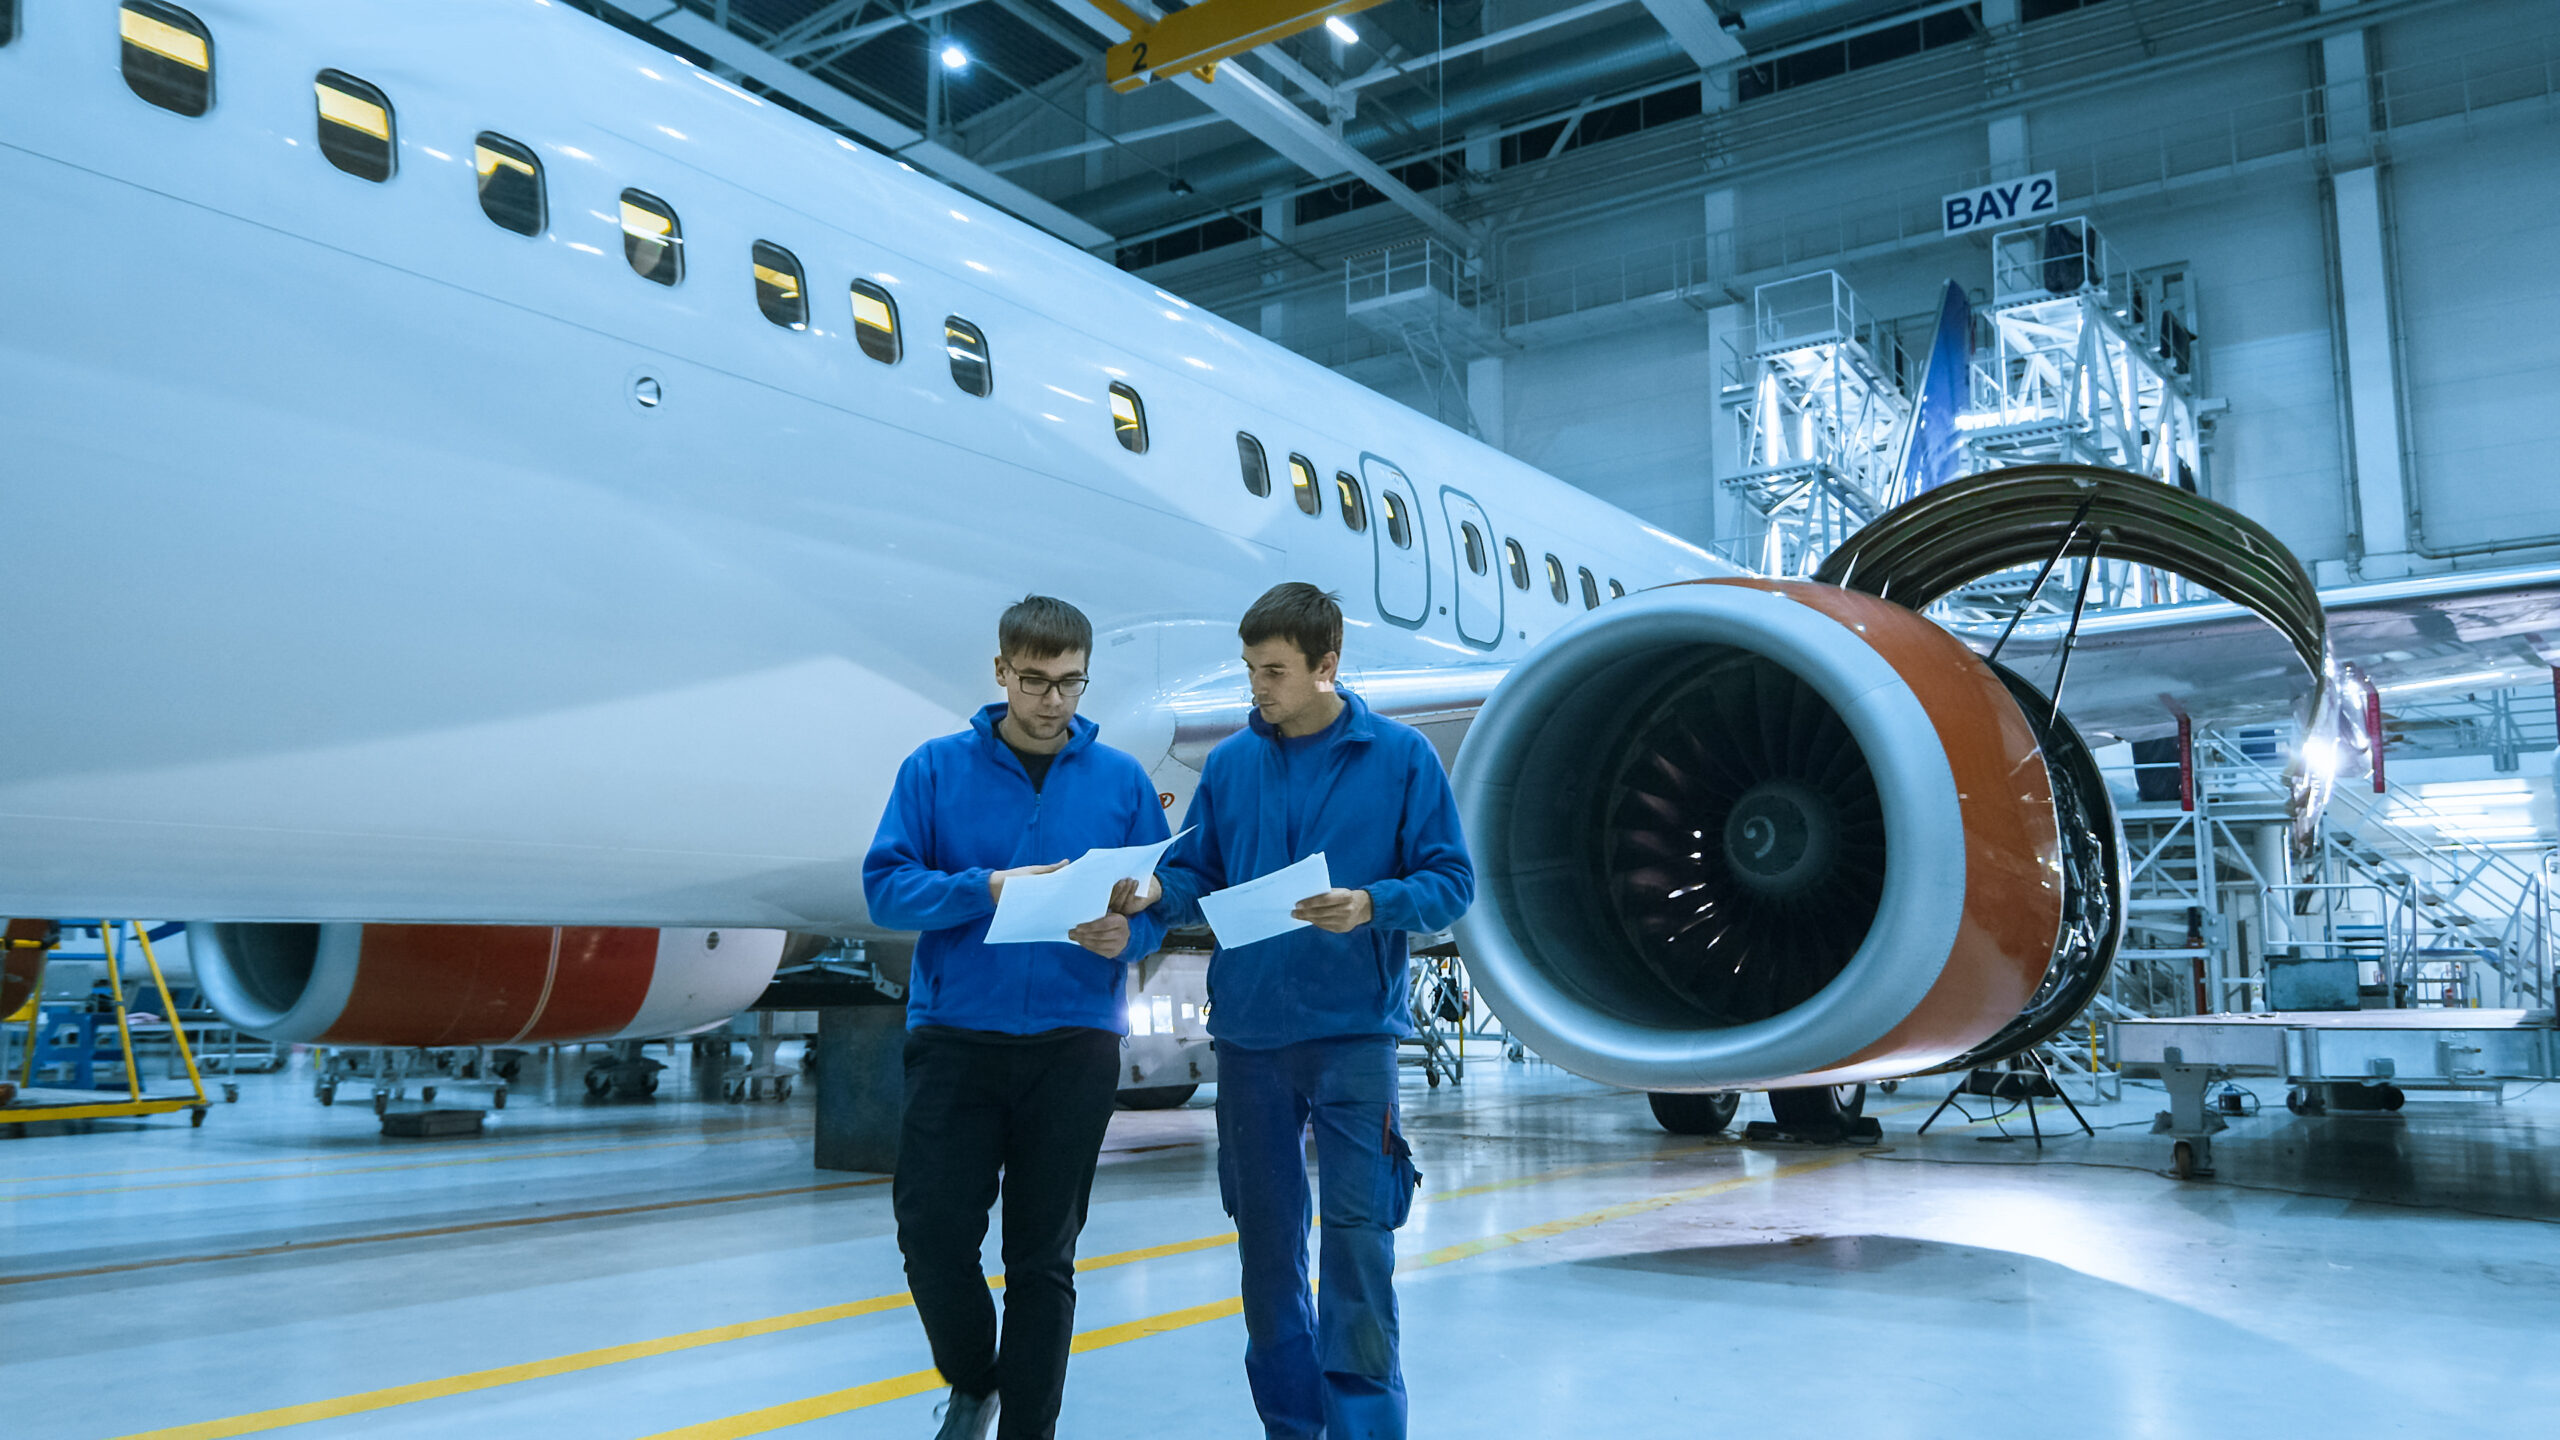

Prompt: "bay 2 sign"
[1942,171,2059,237]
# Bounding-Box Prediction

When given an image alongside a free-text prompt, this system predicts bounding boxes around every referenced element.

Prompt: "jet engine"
[190,922,784,1046]
[1451,466,2334,1094]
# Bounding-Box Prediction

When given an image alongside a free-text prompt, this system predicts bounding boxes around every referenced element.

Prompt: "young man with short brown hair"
[864,594,1169,1440]
[1127,581,1474,1440]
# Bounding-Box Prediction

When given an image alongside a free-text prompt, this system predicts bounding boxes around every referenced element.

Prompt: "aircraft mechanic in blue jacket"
[863,595,1170,1440]
[1122,582,1475,1440]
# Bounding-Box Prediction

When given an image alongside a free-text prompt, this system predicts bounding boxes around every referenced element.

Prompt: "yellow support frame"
[1101,0,1393,94]
[0,921,213,1127]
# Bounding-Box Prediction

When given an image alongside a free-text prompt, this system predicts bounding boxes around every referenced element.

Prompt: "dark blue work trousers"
[1216,1036,1420,1440]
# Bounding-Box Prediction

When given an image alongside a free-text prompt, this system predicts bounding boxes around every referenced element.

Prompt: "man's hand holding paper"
[1196,852,1334,949]
[984,829,1191,949]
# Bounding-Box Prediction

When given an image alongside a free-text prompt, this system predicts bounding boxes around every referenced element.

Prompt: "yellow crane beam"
[1099,0,1393,95]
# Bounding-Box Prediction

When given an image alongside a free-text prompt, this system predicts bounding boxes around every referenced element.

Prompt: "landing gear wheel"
[584,1070,611,1098]
[1648,1091,1741,1136]
[636,1070,659,1097]
[1768,1084,1864,1133]
[2171,1139,2197,1180]
[1878,1080,1900,1095]
[774,1077,793,1103]
[2286,1086,2319,1115]
[1115,1084,1199,1110]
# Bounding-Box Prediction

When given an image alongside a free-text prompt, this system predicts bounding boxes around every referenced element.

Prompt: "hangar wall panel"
[2385,117,2560,558]
[1494,322,1720,546]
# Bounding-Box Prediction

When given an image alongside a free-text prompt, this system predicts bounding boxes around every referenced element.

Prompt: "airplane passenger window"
[1608,578,1626,599]
[752,241,807,330]
[1236,433,1270,497]
[313,70,395,182]
[849,281,902,363]
[1545,554,1568,603]
[473,133,545,236]
[1505,539,1529,590]
[1335,473,1367,533]
[120,3,213,117]
[1288,455,1321,516]
[1381,490,1412,550]
[1579,567,1601,609]
[944,317,992,397]
[619,189,683,286]
[1109,383,1148,454]
[1461,521,1488,576]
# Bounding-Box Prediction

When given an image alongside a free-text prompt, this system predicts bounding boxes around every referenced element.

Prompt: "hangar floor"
[5,1051,2557,1439]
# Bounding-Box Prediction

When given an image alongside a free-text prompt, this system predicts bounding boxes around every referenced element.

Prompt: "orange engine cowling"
[1451,578,2121,1092]
[190,922,785,1046]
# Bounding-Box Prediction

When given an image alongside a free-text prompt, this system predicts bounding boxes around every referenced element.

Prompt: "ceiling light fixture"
[1324,15,1359,43]
[939,43,969,70]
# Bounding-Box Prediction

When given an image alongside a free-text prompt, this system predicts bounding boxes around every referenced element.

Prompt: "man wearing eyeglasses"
[863,595,1171,1440]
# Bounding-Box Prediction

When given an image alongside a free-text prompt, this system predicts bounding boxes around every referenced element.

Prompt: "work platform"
[2117,1008,2560,1092]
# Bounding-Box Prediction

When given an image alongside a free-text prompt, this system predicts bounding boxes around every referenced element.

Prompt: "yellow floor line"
[97,1229,1241,1440]
[1401,1151,1859,1271]
[632,1152,1860,1440]
[98,1131,1745,1439]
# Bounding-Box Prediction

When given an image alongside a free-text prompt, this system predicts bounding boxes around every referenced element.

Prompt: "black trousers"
[893,1027,1121,1440]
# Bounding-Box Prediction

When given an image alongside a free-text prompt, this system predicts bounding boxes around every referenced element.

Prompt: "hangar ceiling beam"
[1635,0,1746,69]
[988,110,1229,174]
[600,2,1115,248]
[1336,0,1632,95]
[1051,0,1478,252]
[774,0,989,64]
[1249,42,1352,122]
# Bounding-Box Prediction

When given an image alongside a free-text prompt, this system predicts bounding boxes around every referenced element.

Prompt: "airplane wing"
[1979,563,2560,746]
[1159,559,2560,780]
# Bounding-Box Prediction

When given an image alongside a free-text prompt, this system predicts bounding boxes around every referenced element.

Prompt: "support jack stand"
[1917,1051,2095,1149]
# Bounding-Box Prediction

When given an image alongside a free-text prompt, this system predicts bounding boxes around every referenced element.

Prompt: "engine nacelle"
[191,922,784,1046]
[1452,578,2120,1092]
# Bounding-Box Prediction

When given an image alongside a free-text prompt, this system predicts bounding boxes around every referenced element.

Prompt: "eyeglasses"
[1006,668,1089,698]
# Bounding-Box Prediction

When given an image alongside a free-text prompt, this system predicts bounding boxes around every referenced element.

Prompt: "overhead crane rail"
[1098,0,1388,94]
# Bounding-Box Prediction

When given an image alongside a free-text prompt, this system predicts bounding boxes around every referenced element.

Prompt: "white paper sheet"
[982,829,1191,946]
[1197,852,1333,950]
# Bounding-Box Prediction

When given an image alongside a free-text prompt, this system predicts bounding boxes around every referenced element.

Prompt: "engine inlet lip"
[1451,582,1973,1091]
[190,922,367,1043]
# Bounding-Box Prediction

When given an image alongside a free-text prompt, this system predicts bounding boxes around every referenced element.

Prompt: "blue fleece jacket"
[864,704,1170,1034]
[1155,688,1474,1049]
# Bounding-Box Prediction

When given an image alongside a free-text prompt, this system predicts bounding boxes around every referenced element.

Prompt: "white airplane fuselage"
[0,0,1725,935]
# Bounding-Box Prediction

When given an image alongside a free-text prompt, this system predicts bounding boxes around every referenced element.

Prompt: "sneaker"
[932,1388,998,1440]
